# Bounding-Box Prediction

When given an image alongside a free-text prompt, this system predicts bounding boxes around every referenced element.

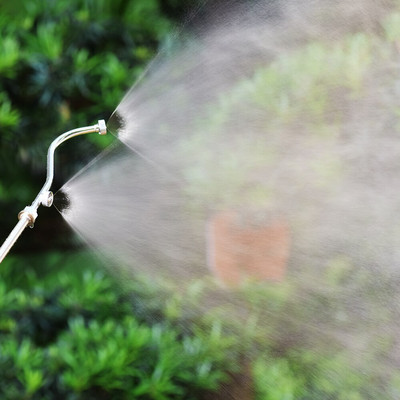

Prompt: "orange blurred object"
[207,212,290,287]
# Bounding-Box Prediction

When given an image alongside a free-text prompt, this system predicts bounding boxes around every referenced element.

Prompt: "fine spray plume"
[57,0,400,396]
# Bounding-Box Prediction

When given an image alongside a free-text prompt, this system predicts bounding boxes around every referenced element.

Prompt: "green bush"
[0,253,236,399]
[253,355,304,400]
[253,350,382,400]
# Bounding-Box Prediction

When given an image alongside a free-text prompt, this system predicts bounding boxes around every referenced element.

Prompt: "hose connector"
[18,206,38,229]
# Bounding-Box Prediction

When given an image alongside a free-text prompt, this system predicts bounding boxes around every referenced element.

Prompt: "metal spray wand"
[0,120,107,263]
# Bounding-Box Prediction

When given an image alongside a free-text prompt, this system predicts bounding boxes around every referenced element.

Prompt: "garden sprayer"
[0,120,107,263]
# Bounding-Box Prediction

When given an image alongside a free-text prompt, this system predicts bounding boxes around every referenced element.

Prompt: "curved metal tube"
[0,119,107,263]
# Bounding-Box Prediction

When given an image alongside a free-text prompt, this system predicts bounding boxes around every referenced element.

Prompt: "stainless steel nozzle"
[0,120,107,263]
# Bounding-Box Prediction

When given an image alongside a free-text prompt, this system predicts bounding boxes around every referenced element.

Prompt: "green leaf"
[0,36,19,77]
[0,92,20,128]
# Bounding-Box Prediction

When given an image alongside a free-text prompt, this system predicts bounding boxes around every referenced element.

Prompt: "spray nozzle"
[40,191,54,207]
[98,119,107,135]
[0,119,107,262]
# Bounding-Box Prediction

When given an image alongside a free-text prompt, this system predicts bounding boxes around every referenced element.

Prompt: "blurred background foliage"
[0,253,239,399]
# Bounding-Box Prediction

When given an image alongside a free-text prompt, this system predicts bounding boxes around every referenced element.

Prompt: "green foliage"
[383,12,400,42]
[0,253,235,400]
[0,338,45,399]
[0,92,20,128]
[253,350,388,400]
[2,253,392,400]
[253,356,304,400]
[0,36,19,77]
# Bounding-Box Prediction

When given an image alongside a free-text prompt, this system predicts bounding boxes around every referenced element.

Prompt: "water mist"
[56,0,400,397]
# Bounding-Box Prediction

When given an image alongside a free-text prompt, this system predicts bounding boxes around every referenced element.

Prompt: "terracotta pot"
[207,212,290,287]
